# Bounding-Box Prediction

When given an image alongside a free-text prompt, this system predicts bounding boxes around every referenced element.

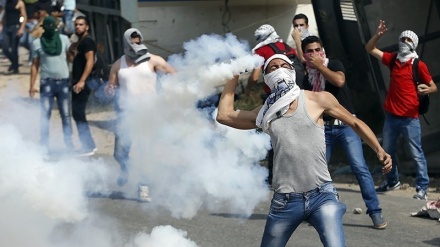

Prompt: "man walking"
[365,20,437,200]
[217,54,392,246]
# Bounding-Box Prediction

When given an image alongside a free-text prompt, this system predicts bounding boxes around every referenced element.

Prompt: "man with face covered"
[291,13,311,63]
[366,20,437,200]
[302,35,388,229]
[106,28,175,198]
[29,16,73,152]
[217,54,392,247]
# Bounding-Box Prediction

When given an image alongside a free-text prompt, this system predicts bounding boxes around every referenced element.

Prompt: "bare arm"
[365,20,387,60]
[17,0,27,37]
[418,80,438,95]
[105,59,120,95]
[310,56,345,87]
[30,57,40,97]
[317,92,392,173]
[291,27,305,63]
[151,55,176,75]
[217,75,262,130]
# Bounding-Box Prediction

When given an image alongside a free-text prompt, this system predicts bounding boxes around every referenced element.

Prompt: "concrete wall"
[132,1,316,58]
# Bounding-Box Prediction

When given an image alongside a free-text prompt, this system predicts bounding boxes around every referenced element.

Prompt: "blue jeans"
[325,125,381,215]
[19,21,37,62]
[2,25,20,71]
[72,80,96,150]
[382,113,429,191]
[63,10,75,35]
[40,78,73,149]
[261,182,346,247]
[113,104,131,172]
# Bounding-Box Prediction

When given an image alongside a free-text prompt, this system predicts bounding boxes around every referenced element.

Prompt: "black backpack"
[390,57,430,124]
[267,43,305,89]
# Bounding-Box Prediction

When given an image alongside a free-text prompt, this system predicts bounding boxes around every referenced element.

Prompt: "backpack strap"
[412,58,420,86]
[267,43,285,55]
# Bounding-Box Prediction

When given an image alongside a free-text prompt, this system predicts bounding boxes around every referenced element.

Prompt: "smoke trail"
[0,32,269,245]
[119,33,271,218]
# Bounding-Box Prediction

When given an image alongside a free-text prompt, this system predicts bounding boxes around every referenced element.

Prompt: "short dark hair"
[292,13,309,25]
[75,16,90,26]
[301,35,323,53]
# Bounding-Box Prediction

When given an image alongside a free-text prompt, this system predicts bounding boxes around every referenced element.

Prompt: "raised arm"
[291,28,305,63]
[317,91,392,173]
[365,20,387,60]
[217,75,261,130]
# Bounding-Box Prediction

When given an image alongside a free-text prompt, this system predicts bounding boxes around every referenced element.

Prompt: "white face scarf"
[396,41,418,63]
[256,67,300,132]
[396,30,419,63]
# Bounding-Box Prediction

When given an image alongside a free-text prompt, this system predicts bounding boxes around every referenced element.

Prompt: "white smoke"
[119,33,270,218]
[0,32,270,245]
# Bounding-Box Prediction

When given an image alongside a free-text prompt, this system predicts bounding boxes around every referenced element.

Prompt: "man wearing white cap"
[217,54,392,247]
[366,20,437,200]
[106,28,175,201]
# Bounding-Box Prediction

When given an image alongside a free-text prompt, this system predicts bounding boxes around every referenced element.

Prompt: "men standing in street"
[365,20,437,200]
[68,16,97,155]
[29,15,73,152]
[302,35,387,229]
[216,54,392,246]
[105,28,175,200]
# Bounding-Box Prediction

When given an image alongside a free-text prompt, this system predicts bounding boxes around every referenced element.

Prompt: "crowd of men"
[1,3,438,246]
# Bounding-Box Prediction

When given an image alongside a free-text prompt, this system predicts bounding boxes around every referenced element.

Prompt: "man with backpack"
[246,24,305,95]
[366,20,437,200]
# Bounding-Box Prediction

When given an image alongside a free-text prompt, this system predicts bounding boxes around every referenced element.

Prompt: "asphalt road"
[87,180,440,247]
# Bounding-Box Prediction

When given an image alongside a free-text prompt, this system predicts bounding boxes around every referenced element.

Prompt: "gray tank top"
[268,90,332,193]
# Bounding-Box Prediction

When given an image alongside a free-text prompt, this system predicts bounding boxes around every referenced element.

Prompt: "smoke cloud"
[0,32,269,245]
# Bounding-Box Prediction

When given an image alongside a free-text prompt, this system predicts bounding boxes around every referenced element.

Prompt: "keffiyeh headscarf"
[256,54,300,132]
[304,48,329,92]
[252,24,283,54]
[123,28,151,64]
[397,30,419,63]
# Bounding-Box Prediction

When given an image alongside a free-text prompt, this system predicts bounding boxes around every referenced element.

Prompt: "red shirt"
[255,42,298,94]
[382,52,432,118]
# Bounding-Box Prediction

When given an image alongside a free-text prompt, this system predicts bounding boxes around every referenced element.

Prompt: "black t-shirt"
[303,59,355,120]
[72,36,96,84]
